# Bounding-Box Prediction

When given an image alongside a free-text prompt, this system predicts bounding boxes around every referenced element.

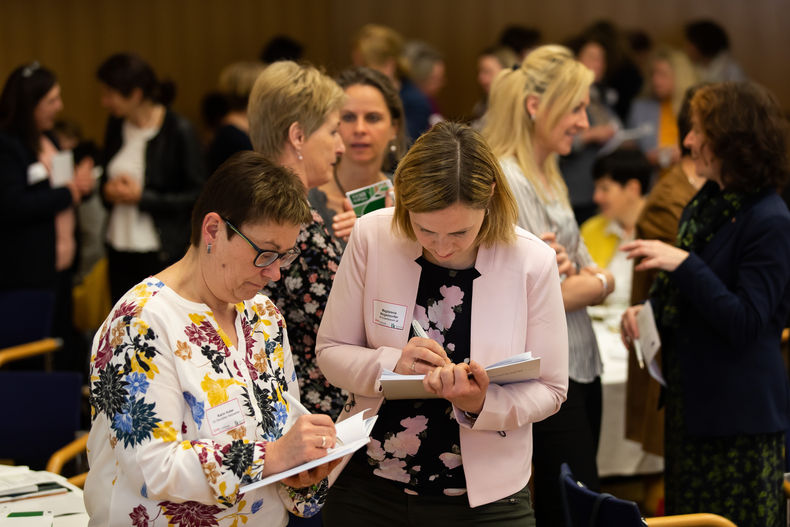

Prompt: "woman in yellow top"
[626,47,697,170]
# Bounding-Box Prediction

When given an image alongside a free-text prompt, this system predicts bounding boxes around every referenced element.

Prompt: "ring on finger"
[320,435,326,448]
[411,359,416,372]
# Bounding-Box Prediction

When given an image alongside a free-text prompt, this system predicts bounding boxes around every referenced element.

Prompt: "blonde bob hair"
[352,24,411,79]
[392,121,517,246]
[650,46,698,117]
[247,61,344,160]
[482,44,593,205]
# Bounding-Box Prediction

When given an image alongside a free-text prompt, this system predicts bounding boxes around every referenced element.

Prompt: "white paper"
[50,151,74,188]
[636,301,664,386]
[598,123,653,157]
[239,412,377,492]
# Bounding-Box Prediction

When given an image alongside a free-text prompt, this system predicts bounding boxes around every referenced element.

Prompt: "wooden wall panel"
[0,0,787,146]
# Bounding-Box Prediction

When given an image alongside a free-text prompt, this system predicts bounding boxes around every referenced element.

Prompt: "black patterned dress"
[261,210,347,419]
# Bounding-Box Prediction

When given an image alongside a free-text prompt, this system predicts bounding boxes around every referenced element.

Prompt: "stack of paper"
[380,352,541,400]
[0,468,71,504]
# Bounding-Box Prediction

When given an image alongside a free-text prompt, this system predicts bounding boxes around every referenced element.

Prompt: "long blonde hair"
[651,46,698,117]
[482,44,593,205]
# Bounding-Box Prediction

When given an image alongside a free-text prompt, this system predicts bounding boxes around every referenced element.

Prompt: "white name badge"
[372,300,407,330]
[205,398,245,436]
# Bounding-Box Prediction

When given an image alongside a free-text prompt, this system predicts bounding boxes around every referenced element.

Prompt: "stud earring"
[390,142,397,153]
[296,150,303,161]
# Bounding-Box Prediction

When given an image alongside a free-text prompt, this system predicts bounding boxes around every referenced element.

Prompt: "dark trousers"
[323,455,536,526]
[107,247,161,304]
[532,377,602,527]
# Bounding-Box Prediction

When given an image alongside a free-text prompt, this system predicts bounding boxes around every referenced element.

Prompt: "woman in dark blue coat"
[622,82,790,527]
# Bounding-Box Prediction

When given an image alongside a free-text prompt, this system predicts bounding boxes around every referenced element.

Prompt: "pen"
[411,319,428,339]
[412,320,473,377]
[283,391,344,446]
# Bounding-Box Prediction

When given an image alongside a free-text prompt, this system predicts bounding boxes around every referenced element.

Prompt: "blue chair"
[559,463,737,527]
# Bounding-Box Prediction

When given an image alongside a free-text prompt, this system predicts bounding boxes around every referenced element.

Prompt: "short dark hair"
[0,62,57,152]
[97,53,175,105]
[684,20,730,58]
[592,148,651,195]
[691,82,790,193]
[260,35,304,64]
[189,151,311,247]
[498,25,541,56]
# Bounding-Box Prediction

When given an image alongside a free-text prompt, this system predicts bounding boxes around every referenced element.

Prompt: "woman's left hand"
[621,239,689,272]
[423,360,489,415]
[332,199,357,242]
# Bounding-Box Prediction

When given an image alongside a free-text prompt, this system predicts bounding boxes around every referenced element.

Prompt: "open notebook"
[380,352,540,400]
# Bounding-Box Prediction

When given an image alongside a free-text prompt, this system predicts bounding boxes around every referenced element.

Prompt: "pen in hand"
[412,320,473,378]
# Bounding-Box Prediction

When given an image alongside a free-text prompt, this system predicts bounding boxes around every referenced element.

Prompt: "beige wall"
[1,0,787,144]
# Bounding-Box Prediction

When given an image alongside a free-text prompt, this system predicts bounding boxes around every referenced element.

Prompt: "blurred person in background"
[97,52,206,304]
[627,47,697,171]
[684,19,746,83]
[352,23,431,142]
[403,40,446,126]
[0,62,94,371]
[470,45,518,129]
[206,60,265,174]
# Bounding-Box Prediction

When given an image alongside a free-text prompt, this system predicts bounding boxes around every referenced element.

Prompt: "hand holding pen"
[393,320,451,375]
[409,320,489,414]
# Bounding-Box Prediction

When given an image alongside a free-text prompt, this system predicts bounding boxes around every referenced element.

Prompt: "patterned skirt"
[663,343,786,527]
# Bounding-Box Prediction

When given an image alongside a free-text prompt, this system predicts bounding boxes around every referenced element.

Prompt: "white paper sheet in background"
[50,151,74,188]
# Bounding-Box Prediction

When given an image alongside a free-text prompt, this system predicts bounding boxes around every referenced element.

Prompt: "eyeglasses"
[223,218,300,268]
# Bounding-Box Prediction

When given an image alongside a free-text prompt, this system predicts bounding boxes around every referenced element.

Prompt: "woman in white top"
[97,53,206,303]
[482,45,615,526]
[85,151,340,526]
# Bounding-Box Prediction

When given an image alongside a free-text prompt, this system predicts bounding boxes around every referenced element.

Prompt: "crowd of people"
[2,16,789,527]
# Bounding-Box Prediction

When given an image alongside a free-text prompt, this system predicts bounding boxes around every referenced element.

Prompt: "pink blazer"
[316,208,568,507]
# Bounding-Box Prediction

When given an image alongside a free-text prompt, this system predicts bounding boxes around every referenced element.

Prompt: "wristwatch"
[594,272,609,302]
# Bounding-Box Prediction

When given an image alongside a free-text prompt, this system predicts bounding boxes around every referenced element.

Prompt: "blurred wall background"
[1,0,786,144]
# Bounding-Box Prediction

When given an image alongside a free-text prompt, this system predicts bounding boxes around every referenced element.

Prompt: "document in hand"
[379,352,540,400]
[239,411,378,492]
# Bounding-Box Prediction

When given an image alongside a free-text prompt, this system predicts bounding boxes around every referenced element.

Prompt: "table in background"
[589,304,664,478]
[0,469,87,526]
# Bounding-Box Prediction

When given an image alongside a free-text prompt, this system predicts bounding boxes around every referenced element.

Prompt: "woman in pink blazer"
[316,121,568,525]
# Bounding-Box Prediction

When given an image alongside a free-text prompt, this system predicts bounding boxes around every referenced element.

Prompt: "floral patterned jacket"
[85,278,326,527]
[262,211,347,419]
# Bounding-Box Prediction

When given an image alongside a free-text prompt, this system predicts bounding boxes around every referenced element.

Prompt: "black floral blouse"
[358,256,480,496]
[261,210,348,419]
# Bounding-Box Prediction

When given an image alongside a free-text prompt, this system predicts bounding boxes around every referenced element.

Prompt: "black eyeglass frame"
[223,218,300,268]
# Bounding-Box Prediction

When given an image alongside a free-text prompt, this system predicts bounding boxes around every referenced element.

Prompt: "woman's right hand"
[394,337,450,375]
[264,414,337,476]
[620,304,643,349]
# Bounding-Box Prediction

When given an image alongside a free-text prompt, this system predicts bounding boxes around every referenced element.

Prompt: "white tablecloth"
[590,305,664,478]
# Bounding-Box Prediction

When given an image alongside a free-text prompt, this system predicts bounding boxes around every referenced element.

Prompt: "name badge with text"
[206,398,245,436]
[373,300,408,330]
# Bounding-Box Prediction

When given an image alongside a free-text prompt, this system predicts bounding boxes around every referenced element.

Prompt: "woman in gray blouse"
[483,45,615,526]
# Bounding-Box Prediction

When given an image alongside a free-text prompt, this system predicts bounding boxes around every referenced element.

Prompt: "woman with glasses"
[247,61,349,424]
[85,151,340,527]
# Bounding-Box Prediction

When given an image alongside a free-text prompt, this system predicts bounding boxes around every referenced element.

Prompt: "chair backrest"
[560,463,647,527]
[0,370,82,469]
[0,290,55,348]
